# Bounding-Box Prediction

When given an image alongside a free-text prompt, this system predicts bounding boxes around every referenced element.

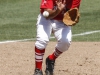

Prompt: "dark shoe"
[45,57,55,75]
[33,68,43,75]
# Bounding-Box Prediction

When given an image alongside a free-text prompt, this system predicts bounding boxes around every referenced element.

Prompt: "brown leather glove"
[63,8,80,26]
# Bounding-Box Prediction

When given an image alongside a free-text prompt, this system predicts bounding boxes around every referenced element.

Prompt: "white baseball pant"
[35,14,72,52]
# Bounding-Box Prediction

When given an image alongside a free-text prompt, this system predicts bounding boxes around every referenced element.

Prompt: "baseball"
[43,11,49,17]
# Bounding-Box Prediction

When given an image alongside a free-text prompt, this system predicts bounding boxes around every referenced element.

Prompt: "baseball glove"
[63,8,80,26]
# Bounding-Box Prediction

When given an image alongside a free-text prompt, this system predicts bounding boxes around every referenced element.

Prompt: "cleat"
[45,57,55,75]
[33,68,43,75]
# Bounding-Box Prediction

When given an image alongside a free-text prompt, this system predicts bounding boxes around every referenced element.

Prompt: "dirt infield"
[0,42,100,75]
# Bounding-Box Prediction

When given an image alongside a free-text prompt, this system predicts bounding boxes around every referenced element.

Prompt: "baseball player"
[33,0,81,75]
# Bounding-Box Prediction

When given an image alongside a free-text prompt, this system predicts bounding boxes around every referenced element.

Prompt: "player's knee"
[35,38,49,50]
[62,40,71,50]
[57,38,71,52]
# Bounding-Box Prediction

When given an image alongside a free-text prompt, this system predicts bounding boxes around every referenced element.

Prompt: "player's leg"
[45,20,72,75]
[34,14,52,75]
[51,20,72,58]
[55,26,72,52]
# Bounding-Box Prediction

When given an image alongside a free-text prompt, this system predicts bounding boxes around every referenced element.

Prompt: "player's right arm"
[40,0,66,19]
[43,8,60,19]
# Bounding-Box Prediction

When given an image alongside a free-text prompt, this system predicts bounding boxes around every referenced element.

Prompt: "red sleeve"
[40,0,54,13]
[66,0,81,9]
[40,0,53,9]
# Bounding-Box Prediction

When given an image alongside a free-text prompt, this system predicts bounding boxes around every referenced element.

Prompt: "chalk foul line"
[73,30,100,36]
[0,30,100,44]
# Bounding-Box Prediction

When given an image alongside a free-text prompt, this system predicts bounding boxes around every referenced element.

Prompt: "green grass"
[72,0,100,41]
[73,32,100,41]
[0,0,38,41]
[0,0,100,41]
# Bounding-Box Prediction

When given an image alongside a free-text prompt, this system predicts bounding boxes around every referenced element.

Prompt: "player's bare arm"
[44,0,66,19]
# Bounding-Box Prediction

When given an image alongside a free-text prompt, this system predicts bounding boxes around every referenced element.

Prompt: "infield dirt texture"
[0,42,100,75]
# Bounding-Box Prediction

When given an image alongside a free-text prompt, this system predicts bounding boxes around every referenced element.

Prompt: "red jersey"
[40,0,81,20]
